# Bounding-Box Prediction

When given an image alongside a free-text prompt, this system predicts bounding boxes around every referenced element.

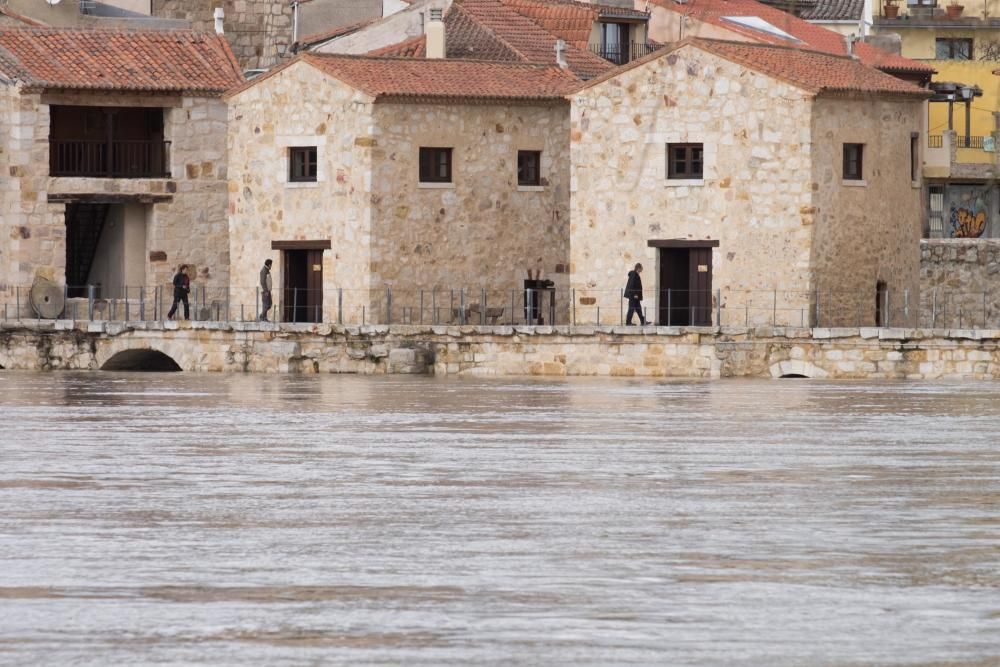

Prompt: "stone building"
[226,53,574,324]
[150,0,293,70]
[569,38,930,327]
[0,27,243,314]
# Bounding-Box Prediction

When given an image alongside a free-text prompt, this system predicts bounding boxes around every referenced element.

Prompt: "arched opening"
[780,374,808,379]
[101,349,181,372]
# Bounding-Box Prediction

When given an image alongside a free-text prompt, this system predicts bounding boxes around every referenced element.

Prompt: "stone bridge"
[2,320,1000,379]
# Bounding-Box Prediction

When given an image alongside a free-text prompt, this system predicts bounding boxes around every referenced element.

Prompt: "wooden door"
[688,247,713,326]
[305,249,323,323]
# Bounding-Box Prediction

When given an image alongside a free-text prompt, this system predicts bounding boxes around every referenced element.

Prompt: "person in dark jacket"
[624,262,647,325]
[167,264,190,320]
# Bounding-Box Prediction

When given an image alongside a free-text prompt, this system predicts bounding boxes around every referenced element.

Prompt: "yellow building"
[876,0,1000,238]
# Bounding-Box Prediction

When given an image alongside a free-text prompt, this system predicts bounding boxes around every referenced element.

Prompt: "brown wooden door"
[306,248,323,323]
[688,247,713,326]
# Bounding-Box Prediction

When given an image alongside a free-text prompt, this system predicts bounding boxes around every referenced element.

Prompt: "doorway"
[281,248,324,323]
[653,241,716,326]
[875,280,888,327]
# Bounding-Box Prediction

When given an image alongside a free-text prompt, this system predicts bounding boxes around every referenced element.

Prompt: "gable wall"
[569,46,817,325]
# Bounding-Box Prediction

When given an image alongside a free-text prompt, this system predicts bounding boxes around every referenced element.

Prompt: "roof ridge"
[305,51,571,70]
[689,36,857,61]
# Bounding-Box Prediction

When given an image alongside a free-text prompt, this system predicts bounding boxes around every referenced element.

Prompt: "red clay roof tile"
[302,53,578,100]
[0,27,243,93]
[647,0,933,74]
[577,38,931,98]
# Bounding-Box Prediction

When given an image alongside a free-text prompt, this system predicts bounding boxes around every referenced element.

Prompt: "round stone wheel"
[29,279,65,319]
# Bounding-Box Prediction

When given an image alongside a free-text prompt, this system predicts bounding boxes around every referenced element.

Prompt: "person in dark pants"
[259,259,273,321]
[624,262,647,325]
[167,264,190,320]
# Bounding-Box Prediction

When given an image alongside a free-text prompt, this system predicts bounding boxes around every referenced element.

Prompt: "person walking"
[259,259,273,321]
[624,262,647,326]
[167,264,190,320]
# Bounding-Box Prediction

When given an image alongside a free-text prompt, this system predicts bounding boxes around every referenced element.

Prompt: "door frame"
[648,239,719,326]
[272,239,330,323]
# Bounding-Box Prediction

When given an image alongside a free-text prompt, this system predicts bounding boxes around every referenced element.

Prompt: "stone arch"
[101,348,182,372]
[769,360,829,379]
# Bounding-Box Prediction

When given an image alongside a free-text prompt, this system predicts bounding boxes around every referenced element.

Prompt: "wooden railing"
[50,139,171,178]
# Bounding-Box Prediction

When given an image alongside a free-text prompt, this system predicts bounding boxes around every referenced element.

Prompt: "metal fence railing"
[1,284,999,330]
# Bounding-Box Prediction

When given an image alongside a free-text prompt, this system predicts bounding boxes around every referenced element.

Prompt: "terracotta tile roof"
[451,0,612,78]
[576,38,931,98]
[301,53,578,100]
[366,0,612,79]
[499,0,648,49]
[298,18,376,49]
[441,3,522,61]
[800,0,864,21]
[0,6,47,28]
[0,27,243,93]
[647,0,933,74]
[369,34,427,57]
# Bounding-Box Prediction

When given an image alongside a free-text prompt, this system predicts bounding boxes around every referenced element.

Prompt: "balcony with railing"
[589,41,658,66]
[50,139,171,178]
[48,105,170,179]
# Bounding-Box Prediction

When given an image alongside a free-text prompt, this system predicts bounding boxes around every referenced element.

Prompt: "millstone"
[29,278,65,319]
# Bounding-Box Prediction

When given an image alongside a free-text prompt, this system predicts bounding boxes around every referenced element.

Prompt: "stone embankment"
[2,321,1000,379]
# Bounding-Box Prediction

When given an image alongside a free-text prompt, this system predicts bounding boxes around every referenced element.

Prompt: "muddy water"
[0,372,998,666]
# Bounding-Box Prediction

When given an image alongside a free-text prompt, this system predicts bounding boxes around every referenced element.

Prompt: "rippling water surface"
[1,371,999,666]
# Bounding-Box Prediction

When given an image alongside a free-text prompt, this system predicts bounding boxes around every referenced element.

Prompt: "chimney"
[555,38,568,69]
[845,33,860,59]
[426,8,445,59]
[213,7,225,35]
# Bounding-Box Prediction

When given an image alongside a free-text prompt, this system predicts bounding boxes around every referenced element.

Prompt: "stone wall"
[920,239,1000,328]
[150,0,292,70]
[0,86,230,316]
[4,320,1000,379]
[569,45,816,326]
[810,96,924,328]
[227,61,571,326]
[370,101,571,323]
[226,60,376,322]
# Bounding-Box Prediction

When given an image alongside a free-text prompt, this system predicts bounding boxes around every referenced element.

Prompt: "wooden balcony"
[50,139,171,179]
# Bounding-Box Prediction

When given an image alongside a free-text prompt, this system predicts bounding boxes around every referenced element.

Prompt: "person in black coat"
[167,264,190,320]
[624,262,647,325]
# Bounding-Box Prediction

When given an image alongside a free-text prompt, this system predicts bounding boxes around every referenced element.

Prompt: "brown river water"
[0,371,998,666]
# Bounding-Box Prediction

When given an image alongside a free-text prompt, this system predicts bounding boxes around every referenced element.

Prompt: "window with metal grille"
[419,147,452,183]
[517,150,541,186]
[843,143,864,181]
[289,146,317,182]
[666,143,703,179]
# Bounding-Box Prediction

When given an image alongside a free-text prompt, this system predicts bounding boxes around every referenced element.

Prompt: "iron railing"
[954,135,986,149]
[50,139,171,178]
[588,42,659,65]
[4,284,1000,331]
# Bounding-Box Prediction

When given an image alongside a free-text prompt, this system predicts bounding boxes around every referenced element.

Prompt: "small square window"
[667,143,704,179]
[843,143,864,181]
[517,150,541,186]
[289,146,317,182]
[419,147,452,183]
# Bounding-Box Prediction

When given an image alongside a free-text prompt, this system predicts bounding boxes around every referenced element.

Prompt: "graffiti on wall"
[947,184,995,238]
